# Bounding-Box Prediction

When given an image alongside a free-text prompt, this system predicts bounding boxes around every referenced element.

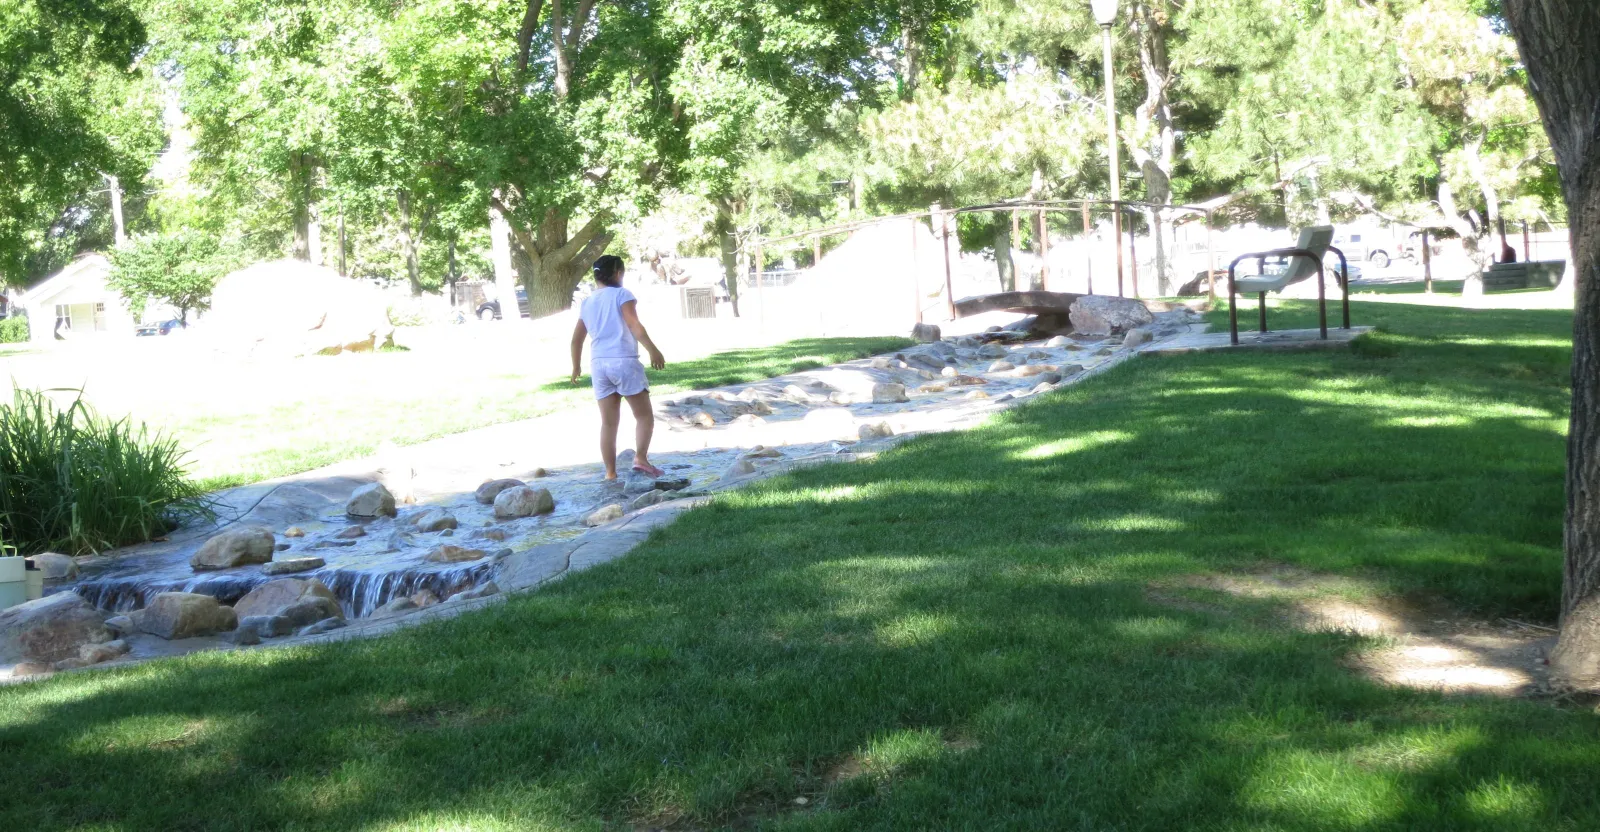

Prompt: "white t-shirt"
[579,286,639,359]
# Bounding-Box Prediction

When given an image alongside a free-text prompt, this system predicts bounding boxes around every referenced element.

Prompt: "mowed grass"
[189,336,909,491]
[4,301,1597,830]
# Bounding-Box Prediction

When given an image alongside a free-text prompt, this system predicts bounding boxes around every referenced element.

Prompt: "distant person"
[1501,242,1518,263]
[571,254,668,481]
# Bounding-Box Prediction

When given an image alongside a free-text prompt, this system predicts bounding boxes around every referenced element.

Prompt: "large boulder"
[0,592,111,664]
[1068,295,1154,336]
[494,486,555,518]
[347,482,397,518]
[409,508,458,533]
[474,479,525,505]
[201,260,397,356]
[234,578,340,622]
[132,592,238,640]
[191,527,276,571]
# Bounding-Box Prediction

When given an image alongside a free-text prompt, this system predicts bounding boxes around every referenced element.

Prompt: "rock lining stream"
[8,304,1201,678]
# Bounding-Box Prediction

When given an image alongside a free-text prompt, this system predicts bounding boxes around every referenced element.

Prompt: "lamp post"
[1092,0,1123,296]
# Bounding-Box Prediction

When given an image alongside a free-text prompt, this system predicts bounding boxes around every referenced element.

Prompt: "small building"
[16,254,138,342]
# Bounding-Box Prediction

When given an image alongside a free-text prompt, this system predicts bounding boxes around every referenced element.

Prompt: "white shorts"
[591,357,649,399]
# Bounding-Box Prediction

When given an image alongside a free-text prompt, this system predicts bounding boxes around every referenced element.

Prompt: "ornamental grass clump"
[0,389,211,555]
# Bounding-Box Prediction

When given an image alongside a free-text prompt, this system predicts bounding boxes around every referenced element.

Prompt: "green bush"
[0,316,27,343]
[0,390,211,555]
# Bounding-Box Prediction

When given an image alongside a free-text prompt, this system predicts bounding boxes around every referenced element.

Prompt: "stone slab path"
[1142,325,1373,355]
[8,308,1205,680]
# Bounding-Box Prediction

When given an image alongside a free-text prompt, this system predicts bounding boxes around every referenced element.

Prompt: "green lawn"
[192,336,910,491]
[4,301,1597,831]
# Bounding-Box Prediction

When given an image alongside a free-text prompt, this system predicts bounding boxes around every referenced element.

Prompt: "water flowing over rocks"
[425,545,488,564]
[235,578,339,620]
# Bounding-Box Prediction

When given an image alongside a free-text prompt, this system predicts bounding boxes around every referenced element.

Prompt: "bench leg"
[1258,293,1267,333]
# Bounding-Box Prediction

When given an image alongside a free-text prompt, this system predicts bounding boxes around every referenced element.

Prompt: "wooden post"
[1206,211,1216,299]
[1128,211,1141,298]
[1422,229,1433,294]
[813,235,822,268]
[910,218,923,324]
[1082,202,1093,295]
[1040,210,1051,291]
[940,208,956,320]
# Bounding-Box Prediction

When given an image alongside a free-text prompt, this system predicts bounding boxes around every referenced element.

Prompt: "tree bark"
[500,205,612,318]
[396,189,423,296]
[715,198,741,317]
[994,219,1015,293]
[1130,0,1176,295]
[289,152,312,261]
[1504,0,1600,689]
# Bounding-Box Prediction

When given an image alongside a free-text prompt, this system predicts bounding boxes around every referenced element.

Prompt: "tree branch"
[551,0,572,98]
[569,0,597,52]
[490,193,543,265]
[516,0,546,76]
[549,212,610,265]
[1188,156,1329,213]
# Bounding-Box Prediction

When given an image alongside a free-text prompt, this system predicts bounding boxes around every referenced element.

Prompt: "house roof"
[21,254,113,309]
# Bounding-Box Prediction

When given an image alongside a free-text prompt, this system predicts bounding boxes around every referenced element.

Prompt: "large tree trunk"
[396,189,424,296]
[1131,0,1176,295]
[1504,0,1600,689]
[289,151,314,261]
[503,207,612,318]
[714,198,741,317]
[994,219,1015,293]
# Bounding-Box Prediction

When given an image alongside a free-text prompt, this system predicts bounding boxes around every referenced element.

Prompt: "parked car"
[1331,228,1399,268]
[135,319,184,336]
[476,287,530,320]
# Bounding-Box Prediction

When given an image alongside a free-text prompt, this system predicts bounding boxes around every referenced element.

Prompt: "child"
[571,255,668,480]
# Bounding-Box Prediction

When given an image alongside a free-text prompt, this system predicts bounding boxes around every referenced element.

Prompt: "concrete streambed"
[8,305,1203,679]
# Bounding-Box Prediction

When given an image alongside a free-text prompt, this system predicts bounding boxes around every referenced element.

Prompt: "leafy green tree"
[0,0,162,285]
[106,230,234,323]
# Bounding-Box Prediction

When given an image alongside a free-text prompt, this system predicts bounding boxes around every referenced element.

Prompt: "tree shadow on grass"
[2,304,1595,830]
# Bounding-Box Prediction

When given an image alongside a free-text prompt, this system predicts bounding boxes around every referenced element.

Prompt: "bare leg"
[597,394,623,479]
[624,390,656,470]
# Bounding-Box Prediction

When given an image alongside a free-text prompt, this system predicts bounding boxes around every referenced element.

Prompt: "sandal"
[631,462,665,478]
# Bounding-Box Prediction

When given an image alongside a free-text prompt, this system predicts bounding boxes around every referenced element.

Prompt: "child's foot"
[631,461,665,478]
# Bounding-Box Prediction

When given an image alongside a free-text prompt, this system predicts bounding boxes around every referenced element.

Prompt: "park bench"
[1227,225,1352,344]
[1481,260,1565,292]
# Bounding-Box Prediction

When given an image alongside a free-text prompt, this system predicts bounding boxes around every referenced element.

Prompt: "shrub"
[0,390,211,555]
[0,316,26,343]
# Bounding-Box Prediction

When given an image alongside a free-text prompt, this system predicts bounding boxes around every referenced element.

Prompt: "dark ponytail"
[593,255,625,287]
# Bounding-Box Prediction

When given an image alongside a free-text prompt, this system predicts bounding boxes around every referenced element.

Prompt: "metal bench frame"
[1227,246,1351,345]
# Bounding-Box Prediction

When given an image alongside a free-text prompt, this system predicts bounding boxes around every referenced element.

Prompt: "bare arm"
[569,319,588,383]
[619,301,665,370]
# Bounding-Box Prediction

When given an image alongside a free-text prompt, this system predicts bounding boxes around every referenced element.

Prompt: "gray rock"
[988,360,1014,373]
[279,599,344,629]
[191,526,276,571]
[1013,363,1057,378]
[297,617,347,636]
[827,391,856,406]
[382,531,415,553]
[235,578,340,620]
[334,525,367,540]
[904,353,946,373]
[1040,372,1063,385]
[722,457,757,481]
[346,482,398,518]
[132,592,237,640]
[585,504,625,527]
[1046,335,1070,347]
[1095,348,1114,356]
[858,422,894,440]
[370,597,417,619]
[79,639,129,664]
[654,476,691,491]
[425,544,488,564]
[870,356,893,369]
[274,543,291,552]
[30,553,78,580]
[448,582,500,602]
[11,661,54,678]
[0,592,111,664]
[531,467,549,478]
[480,527,509,542]
[1124,327,1153,347]
[730,414,767,429]
[941,366,958,378]
[622,475,657,496]
[475,478,526,505]
[410,589,440,608]
[1068,295,1154,335]
[1061,364,1085,374]
[630,490,671,512]
[872,382,909,404]
[1028,350,1052,360]
[224,628,261,646]
[283,526,306,538]
[910,322,942,342]
[261,557,325,576]
[977,343,1008,359]
[493,486,555,518]
[410,508,458,533]
[237,615,295,638]
[1031,382,1056,395]
[105,614,134,636]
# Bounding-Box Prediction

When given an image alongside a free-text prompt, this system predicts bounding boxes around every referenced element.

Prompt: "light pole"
[1092,0,1123,296]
